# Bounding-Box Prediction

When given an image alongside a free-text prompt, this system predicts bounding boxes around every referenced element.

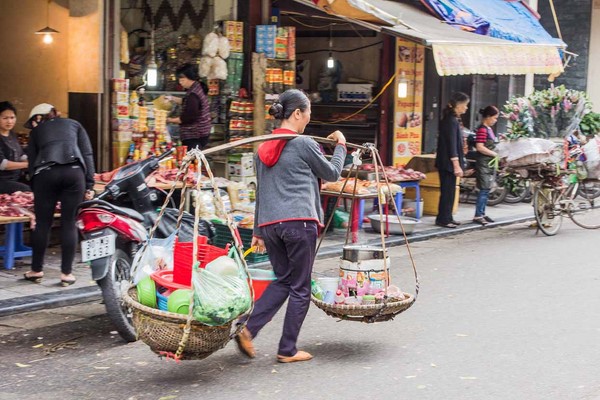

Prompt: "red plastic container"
[248,268,277,300]
[151,270,190,291]
[173,236,230,285]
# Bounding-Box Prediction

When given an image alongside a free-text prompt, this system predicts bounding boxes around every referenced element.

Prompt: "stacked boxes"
[223,21,244,52]
[255,25,296,60]
[111,79,132,166]
[256,25,277,58]
[227,153,255,177]
[225,52,244,95]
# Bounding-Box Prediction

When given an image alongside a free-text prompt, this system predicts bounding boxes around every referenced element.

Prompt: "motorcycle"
[77,149,213,342]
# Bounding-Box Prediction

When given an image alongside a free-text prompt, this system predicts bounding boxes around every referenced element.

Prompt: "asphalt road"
[1,220,599,400]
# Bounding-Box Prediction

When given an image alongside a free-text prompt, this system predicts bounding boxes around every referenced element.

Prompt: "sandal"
[60,274,76,287]
[277,350,313,363]
[23,272,44,283]
[472,217,488,226]
[435,222,458,229]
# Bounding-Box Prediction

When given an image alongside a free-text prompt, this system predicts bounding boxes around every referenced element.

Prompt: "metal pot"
[342,245,387,262]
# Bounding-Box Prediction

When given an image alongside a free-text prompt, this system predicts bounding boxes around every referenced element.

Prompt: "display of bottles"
[311,279,324,300]
[334,290,345,305]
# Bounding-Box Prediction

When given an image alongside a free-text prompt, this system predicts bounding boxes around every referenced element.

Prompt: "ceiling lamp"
[35,0,59,44]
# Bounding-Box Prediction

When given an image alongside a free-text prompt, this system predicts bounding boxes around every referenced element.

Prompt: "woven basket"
[311,293,415,323]
[123,288,232,360]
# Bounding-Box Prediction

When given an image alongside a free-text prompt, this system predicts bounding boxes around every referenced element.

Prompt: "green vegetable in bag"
[191,264,251,326]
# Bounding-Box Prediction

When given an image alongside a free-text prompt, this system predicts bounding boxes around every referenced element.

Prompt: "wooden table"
[0,215,32,270]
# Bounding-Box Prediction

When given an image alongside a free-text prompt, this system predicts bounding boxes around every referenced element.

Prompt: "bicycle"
[530,167,600,236]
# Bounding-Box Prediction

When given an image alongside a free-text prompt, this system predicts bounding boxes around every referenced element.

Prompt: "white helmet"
[25,103,54,129]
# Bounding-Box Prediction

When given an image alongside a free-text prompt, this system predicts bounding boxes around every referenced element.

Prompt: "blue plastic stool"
[370,191,404,221]
[0,222,32,270]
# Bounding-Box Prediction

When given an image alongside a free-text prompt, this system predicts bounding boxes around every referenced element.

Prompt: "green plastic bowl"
[167,289,192,314]
[137,276,157,308]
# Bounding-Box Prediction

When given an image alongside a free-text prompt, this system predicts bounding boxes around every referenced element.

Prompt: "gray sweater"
[253,136,347,237]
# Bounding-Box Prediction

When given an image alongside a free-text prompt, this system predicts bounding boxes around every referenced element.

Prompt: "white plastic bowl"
[367,214,419,235]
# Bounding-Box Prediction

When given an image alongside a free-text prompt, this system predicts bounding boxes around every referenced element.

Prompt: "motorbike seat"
[93,204,145,222]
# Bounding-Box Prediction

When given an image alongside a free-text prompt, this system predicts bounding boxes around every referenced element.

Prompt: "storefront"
[290,0,565,166]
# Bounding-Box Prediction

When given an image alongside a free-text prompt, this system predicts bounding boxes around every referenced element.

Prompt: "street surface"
[0,219,599,400]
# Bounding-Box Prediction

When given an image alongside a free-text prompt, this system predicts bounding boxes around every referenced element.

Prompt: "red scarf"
[257,128,298,167]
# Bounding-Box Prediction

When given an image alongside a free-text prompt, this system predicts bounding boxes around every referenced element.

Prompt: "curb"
[0,214,534,318]
[0,286,102,318]
[253,214,535,264]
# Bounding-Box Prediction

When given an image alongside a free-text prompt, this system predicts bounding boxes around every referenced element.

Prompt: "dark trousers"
[436,169,457,225]
[31,164,85,274]
[245,220,317,357]
[0,179,30,194]
[182,136,209,151]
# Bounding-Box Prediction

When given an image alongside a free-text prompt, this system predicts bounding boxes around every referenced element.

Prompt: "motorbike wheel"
[577,181,600,200]
[97,248,137,343]
[487,186,507,206]
[504,180,530,204]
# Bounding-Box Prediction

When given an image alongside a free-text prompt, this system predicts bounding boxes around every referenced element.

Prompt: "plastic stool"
[0,222,32,270]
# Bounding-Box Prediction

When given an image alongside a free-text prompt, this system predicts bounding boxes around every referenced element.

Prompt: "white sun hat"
[25,103,54,129]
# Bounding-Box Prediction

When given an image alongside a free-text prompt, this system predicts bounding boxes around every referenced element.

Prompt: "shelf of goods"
[308,103,379,145]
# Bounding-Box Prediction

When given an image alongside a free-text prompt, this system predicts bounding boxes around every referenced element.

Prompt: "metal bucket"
[342,245,387,262]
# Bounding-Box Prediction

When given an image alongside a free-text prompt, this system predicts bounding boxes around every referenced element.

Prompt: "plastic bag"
[217,36,231,59]
[333,209,349,228]
[202,32,219,57]
[496,138,561,165]
[209,57,228,80]
[198,56,212,78]
[191,263,251,326]
[583,136,600,179]
[131,231,177,284]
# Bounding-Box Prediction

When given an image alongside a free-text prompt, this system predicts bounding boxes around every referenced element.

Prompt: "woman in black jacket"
[435,92,469,228]
[23,104,95,286]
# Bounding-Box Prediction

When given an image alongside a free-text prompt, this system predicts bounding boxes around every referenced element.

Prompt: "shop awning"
[299,0,565,76]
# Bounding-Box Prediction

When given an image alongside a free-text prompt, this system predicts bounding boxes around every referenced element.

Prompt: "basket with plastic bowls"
[367,214,419,235]
[136,276,157,308]
[167,289,193,315]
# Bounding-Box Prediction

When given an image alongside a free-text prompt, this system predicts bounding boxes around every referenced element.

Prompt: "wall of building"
[587,1,600,111]
[0,0,104,130]
[534,0,592,92]
[0,0,70,127]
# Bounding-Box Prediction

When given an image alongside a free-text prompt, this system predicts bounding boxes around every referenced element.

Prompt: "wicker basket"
[311,293,415,323]
[123,288,233,360]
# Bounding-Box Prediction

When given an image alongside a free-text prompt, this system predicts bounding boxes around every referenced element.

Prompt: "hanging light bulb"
[146,29,158,88]
[327,52,335,69]
[35,1,59,44]
[147,60,158,87]
[397,71,408,98]
[327,25,335,69]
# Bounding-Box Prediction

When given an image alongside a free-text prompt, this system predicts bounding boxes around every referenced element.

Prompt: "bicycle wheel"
[533,186,562,236]
[570,184,600,229]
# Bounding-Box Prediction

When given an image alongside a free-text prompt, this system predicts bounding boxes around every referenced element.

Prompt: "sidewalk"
[0,200,535,317]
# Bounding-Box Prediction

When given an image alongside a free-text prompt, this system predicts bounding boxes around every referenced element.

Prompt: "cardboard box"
[405,185,459,216]
[228,174,257,189]
[112,141,132,169]
[227,153,255,177]
[337,83,373,102]
[112,78,129,92]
